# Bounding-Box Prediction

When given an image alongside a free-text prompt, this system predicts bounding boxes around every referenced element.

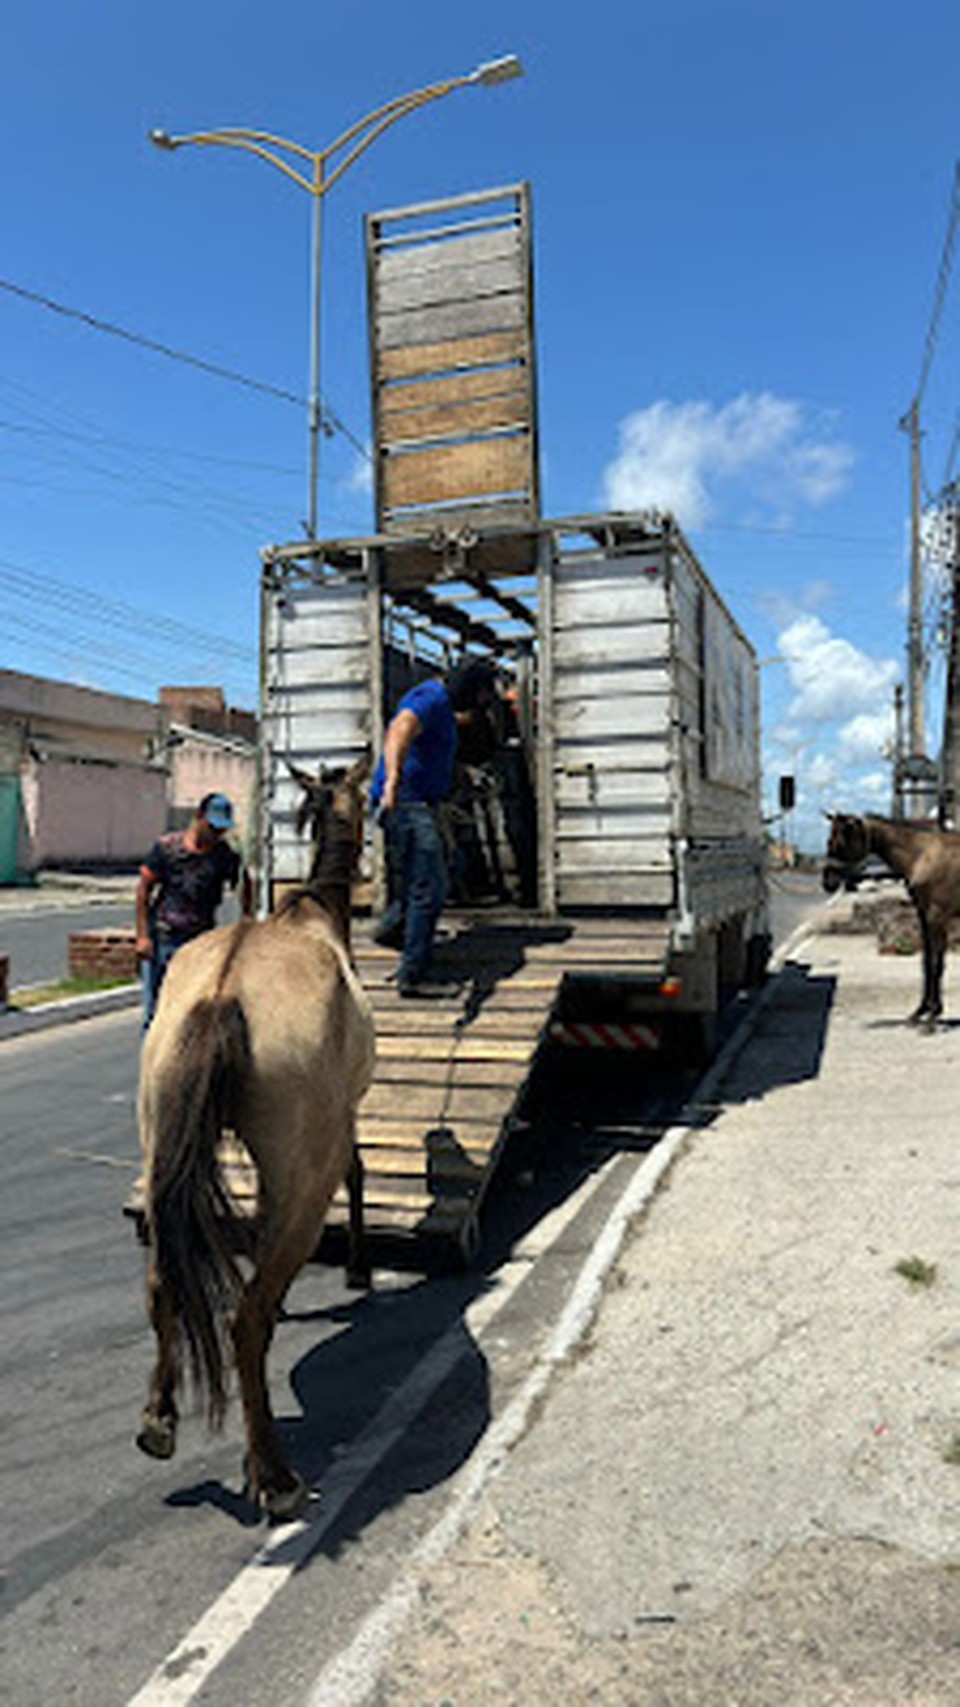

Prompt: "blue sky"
[2,0,959,848]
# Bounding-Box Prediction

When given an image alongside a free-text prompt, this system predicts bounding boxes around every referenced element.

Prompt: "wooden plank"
[377,328,527,383]
[379,391,531,448]
[377,294,526,353]
[375,1035,534,1062]
[382,435,532,510]
[366,1057,529,1090]
[377,226,520,289]
[375,251,523,317]
[360,1087,522,1123]
[380,367,529,415]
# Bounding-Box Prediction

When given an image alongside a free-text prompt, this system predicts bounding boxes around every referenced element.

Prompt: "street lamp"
[150,55,524,539]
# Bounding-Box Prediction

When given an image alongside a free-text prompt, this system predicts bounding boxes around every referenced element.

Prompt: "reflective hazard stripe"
[549,1020,662,1051]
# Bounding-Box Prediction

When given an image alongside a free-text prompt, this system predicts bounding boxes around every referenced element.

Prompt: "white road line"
[127,966,779,1707]
[306,984,776,1707]
[123,1158,619,1706]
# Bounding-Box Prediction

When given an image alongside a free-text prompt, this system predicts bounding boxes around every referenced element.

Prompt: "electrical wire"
[0,276,372,462]
[0,554,252,664]
[913,163,960,412]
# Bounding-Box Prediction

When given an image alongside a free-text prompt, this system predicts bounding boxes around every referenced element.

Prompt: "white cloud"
[601,393,854,527]
[837,709,895,763]
[777,614,898,724]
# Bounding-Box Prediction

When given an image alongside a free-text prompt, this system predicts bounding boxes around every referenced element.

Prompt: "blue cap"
[202,793,234,831]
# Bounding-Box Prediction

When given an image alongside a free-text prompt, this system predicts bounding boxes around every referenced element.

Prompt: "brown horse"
[824,811,960,1028]
[135,755,375,1519]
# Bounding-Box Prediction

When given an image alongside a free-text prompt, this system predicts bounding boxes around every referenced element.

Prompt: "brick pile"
[68,929,139,982]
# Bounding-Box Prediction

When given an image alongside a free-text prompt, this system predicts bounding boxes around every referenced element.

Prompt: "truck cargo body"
[260,510,767,1030]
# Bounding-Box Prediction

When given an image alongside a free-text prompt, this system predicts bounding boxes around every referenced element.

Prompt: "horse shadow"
[164,1267,492,1543]
[164,958,838,1538]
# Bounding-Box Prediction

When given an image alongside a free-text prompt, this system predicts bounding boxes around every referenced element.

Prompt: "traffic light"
[779,775,795,812]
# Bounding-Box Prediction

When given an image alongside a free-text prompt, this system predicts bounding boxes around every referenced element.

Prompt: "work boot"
[398,978,457,1000]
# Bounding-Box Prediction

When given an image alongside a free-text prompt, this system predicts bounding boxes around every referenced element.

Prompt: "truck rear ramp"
[125,914,671,1266]
[333,912,671,1261]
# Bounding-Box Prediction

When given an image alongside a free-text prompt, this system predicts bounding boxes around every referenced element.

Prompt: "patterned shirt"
[142,831,240,937]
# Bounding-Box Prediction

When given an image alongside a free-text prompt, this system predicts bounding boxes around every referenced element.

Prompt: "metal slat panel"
[552,546,674,909]
[263,572,372,889]
[553,622,671,666]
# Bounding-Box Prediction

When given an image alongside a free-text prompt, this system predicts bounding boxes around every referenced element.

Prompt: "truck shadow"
[165,963,836,1541]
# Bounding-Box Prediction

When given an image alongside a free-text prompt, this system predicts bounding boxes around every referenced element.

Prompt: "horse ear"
[285,758,318,793]
[347,747,373,787]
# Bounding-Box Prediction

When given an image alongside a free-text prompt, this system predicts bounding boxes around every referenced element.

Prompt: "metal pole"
[307,166,324,539]
[906,401,926,756]
[940,487,960,827]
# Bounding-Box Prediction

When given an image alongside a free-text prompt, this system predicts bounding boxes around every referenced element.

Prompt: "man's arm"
[135,868,157,959]
[381,707,421,812]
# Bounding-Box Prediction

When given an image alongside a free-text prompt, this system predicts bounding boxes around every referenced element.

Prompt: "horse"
[823,811,960,1029]
[135,753,376,1519]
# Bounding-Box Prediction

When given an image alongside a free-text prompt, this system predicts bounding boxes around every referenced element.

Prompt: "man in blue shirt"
[370,659,497,996]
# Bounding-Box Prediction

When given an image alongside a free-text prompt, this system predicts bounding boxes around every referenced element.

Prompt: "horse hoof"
[346,1265,373,1291]
[263,1472,309,1522]
[136,1410,177,1460]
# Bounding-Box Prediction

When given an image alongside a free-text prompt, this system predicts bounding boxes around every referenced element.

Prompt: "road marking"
[306,977,779,1707]
[126,972,777,1707]
[123,1157,620,1706]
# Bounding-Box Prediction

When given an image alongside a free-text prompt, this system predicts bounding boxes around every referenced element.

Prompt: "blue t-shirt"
[370,678,457,808]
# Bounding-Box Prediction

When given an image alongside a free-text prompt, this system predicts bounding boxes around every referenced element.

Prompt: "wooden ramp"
[125,913,671,1266]
[329,912,671,1261]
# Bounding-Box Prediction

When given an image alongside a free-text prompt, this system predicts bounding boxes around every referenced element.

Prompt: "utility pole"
[901,400,926,758]
[939,484,960,826]
[892,683,905,817]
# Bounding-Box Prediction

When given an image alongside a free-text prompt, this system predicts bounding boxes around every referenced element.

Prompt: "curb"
[0,982,140,1041]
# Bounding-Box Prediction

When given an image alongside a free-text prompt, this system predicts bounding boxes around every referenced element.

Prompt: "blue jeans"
[141,927,193,1030]
[377,803,447,985]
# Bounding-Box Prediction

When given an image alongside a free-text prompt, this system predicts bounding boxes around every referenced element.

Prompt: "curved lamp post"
[150,55,523,539]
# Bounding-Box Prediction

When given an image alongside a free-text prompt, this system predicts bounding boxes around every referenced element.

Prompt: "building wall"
[167,728,257,852]
[20,756,167,866]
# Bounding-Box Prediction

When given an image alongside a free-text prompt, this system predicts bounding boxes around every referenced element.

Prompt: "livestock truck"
[254,184,768,1256]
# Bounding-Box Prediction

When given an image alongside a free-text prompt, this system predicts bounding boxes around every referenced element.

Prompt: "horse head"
[822,812,869,893]
[287,750,372,882]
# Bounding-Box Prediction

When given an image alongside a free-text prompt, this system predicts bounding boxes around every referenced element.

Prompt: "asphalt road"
[0,895,242,992]
[0,876,828,1704]
[0,903,134,990]
[0,989,704,1707]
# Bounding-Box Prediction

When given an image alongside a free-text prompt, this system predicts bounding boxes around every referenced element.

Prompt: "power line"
[0,554,252,663]
[0,275,372,462]
[912,162,960,411]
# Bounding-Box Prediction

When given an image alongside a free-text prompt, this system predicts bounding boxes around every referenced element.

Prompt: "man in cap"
[370,658,498,997]
[136,791,252,1027]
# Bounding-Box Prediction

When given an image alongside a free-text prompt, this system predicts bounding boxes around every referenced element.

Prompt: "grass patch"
[894,1255,938,1289]
[12,974,135,1009]
[943,1435,960,1466]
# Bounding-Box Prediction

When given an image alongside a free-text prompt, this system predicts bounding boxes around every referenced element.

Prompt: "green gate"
[0,775,21,884]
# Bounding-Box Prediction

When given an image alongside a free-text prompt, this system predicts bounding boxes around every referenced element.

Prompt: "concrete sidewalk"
[372,922,960,1705]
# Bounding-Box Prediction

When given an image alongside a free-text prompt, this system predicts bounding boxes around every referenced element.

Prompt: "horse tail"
[147,995,251,1429]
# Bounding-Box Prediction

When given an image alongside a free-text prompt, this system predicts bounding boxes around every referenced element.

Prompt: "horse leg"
[136,1261,180,1460]
[909,910,936,1023]
[909,910,947,1029]
[923,921,947,1030]
[345,1144,372,1291]
[231,1208,326,1520]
